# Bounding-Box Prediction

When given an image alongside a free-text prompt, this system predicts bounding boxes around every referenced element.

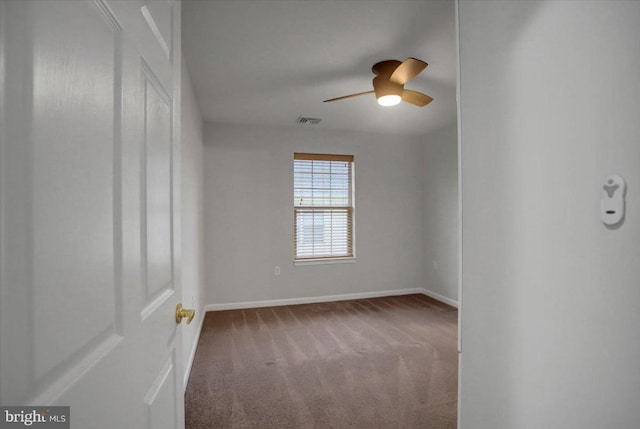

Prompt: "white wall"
[422,124,459,304]
[180,60,205,386]
[203,123,424,305]
[458,1,640,428]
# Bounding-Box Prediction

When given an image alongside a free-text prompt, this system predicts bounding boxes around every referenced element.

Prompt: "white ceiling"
[182,0,457,136]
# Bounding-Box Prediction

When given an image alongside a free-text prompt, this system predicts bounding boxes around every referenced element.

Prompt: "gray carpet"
[185,294,458,428]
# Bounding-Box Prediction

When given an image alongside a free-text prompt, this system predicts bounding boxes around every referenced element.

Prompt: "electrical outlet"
[274,266,280,276]
[432,260,438,270]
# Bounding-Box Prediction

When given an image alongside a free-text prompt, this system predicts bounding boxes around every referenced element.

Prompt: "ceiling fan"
[324,57,433,107]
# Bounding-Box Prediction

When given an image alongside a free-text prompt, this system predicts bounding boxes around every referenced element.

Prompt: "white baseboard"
[203,287,458,312]
[204,288,426,312]
[183,310,205,389]
[421,288,459,308]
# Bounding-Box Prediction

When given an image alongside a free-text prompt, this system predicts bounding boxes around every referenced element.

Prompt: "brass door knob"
[175,304,195,324]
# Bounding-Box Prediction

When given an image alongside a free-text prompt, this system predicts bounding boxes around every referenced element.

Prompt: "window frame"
[293,153,355,263]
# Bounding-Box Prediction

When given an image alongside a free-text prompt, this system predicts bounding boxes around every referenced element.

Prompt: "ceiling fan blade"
[402,89,433,107]
[389,57,428,85]
[323,90,375,102]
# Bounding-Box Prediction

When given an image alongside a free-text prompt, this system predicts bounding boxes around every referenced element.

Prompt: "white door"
[0,1,187,428]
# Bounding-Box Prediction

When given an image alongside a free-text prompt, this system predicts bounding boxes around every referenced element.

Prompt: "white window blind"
[294,153,354,260]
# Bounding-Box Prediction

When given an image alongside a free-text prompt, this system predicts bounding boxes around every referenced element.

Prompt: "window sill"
[294,257,357,266]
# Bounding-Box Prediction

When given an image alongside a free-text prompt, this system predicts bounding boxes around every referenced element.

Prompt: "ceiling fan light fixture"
[323,58,432,107]
[377,94,402,106]
[373,76,403,107]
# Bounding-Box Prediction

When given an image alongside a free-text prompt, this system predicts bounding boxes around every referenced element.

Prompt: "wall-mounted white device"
[600,174,626,226]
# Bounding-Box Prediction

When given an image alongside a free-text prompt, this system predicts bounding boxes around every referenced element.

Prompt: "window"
[294,153,354,260]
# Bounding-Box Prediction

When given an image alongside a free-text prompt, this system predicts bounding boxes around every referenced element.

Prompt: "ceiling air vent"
[296,116,322,125]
